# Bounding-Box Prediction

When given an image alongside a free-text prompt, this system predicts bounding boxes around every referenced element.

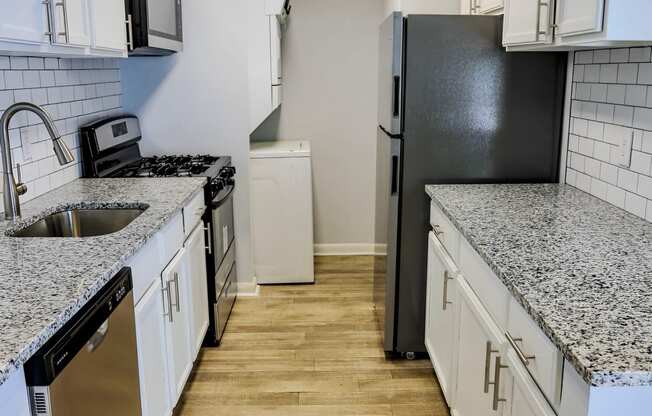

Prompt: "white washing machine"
[250,140,315,284]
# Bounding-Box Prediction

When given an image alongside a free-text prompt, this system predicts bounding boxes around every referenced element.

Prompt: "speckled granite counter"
[0,178,206,386]
[426,184,652,388]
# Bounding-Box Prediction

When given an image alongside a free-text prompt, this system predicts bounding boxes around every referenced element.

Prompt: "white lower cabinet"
[503,350,557,416]
[162,249,194,402]
[186,223,210,358]
[455,276,506,416]
[135,277,173,416]
[425,232,458,404]
[0,367,30,416]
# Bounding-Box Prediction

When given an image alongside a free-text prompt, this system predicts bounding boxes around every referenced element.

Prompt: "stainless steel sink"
[9,208,146,238]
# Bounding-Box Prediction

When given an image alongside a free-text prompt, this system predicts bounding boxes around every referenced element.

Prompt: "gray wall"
[253,0,384,254]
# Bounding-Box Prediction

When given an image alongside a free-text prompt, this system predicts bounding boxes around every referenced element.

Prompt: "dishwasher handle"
[86,320,110,352]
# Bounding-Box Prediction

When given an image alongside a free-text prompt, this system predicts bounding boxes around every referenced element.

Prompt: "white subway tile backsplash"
[625,84,647,106]
[585,65,600,82]
[638,175,652,199]
[590,177,608,199]
[0,55,124,206]
[642,131,652,153]
[630,151,652,175]
[614,105,634,126]
[576,51,594,64]
[600,162,618,184]
[606,184,627,208]
[590,83,607,102]
[587,121,604,139]
[573,65,584,82]
[625,192,647,217]
[606,84,626,104]
[575,83,591,100]
[594,50,610,64]
[600,64,618,83]
[576,171,592,192]
[618,63,638,84]
[634,107,652,130]
[596,103,615,122]
[618,168,638,192]
[585,157,601,177]
[594,141,611,162]
[638,63,652,84]
[578,137,594,156]
[611,49,630,63]
[629,47,651,63]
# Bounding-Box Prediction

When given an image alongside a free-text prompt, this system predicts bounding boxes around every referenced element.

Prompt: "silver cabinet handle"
[506,331,536,366]
[125,14,134,50]
[172,272,181,312]
[55,0,69,43]
[162,280,174,323]
[42,0,54,41]
[489,356,508,411]
[535,0,551,41]
[484,341,499,393]
[442,270,454,310]
[205,223,213,254]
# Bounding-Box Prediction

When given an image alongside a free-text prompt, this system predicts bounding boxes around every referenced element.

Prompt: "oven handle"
[211,185,235,208]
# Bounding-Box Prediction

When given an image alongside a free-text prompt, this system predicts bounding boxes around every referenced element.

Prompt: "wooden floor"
[176,256,449,416]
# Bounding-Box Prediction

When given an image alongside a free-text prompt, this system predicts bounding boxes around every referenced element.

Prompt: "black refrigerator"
[373,13,567,356]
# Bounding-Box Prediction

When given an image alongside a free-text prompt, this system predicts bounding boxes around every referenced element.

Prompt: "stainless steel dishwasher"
[24,268,141,416]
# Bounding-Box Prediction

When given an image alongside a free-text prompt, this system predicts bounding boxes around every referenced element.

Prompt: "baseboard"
[314,243,386,256]
[236,281,260,296]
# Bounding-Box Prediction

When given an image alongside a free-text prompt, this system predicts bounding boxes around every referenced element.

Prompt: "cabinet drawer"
[183,190,206,237]
[429,202,461,263]
[127,236,163,303]
[459,237,509,330]
[157,212,184,266]
[506,297,563,408]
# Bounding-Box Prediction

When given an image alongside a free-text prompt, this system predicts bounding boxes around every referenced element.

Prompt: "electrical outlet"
[617,131,633,167]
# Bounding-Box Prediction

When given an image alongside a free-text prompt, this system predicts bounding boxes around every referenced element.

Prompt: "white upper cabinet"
[504,0,652,50]
[476,0,503,14]
[51,0,91,47]
[0,0,126,57]
[88,0,126,52]
[0,1,49,45]
[503,0,554,46]
[555,0,604,37]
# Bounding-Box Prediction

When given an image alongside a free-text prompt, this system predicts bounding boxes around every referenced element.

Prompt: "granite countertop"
[426,184,652,388]
[0,177,206,387]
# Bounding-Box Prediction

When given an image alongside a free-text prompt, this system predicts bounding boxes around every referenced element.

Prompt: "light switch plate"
[617,131,633,167]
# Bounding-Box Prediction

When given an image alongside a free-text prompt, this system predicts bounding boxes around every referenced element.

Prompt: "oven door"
[211,184,235,273]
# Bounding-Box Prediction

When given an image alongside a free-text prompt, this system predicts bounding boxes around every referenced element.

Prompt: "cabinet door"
[455,277,507,416]
[186,223,210,358]
[477,0,503,14]
[162,249,193,402]
[503,0,554,46]
[460,0,471,14]
[556,0,604,37]
[425,232,458,404]
[0,0,49,44]
[51,0,91,46]
[89,0,126,51]
[503,350,557,416]
[135,277,173,416]
[269,16,282,86]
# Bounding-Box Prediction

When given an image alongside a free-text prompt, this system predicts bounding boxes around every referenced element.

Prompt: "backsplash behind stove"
[0,55,123,212]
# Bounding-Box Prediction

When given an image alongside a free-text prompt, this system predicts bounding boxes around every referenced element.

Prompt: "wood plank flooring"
[176,256,449,416]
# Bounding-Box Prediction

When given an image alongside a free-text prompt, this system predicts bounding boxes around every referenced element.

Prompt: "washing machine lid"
[250,140,311,158]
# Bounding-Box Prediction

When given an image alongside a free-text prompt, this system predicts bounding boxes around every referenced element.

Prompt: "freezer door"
[373,127,403,353]
[378,12,404,136]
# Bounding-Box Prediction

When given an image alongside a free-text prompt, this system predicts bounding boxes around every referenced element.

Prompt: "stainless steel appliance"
[125,0,183,56]
[24,268,141,416]
[374,13,567,356]
[80,115,237,345]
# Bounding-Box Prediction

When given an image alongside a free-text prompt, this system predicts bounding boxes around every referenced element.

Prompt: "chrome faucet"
[1,102,75,221]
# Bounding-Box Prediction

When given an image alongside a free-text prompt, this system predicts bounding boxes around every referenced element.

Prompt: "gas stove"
[115,155,221,178]
[80,115,239,347]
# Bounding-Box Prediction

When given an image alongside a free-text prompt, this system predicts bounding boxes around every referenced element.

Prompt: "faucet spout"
[0,102,75,221]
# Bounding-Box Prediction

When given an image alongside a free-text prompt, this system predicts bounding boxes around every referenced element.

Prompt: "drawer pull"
[484,341,499,393]
[162,280,174,323]
[442,270,454,310]
[489,356,508,411]
[506,331,536,366]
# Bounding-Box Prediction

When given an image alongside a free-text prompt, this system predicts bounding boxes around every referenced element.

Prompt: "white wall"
[565,47,652,222]
[0,56,122,208]
[252,0,384,254]
[384,0,460,16]
[120,0,255,292]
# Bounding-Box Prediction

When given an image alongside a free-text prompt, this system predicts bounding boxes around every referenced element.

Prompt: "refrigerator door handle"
[391,155,399,195]
[392,76,401,117]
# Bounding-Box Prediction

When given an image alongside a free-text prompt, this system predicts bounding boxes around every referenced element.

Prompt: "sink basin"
[9,208,146,238]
